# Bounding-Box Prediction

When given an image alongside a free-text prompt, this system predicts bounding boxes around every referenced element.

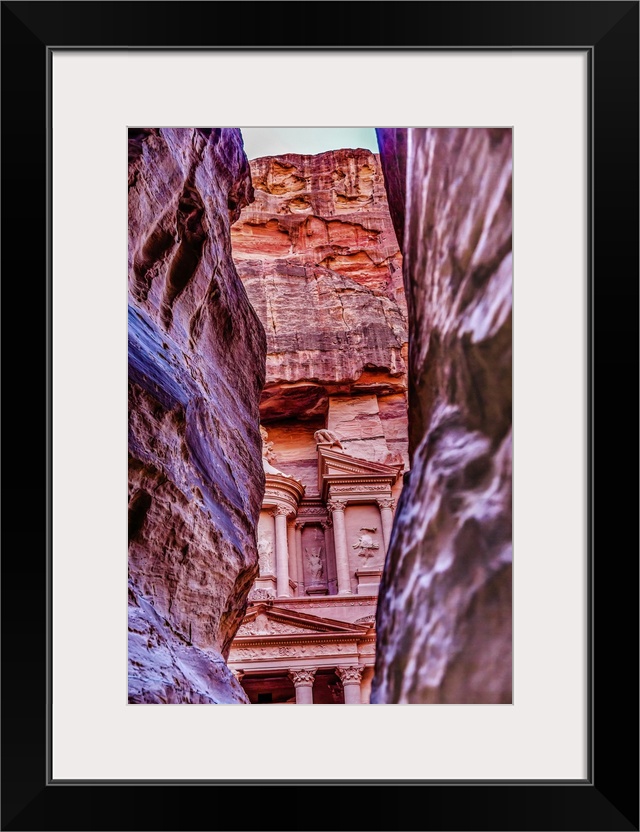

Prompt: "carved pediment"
[317,446,401,499]
[236,614,319,637]
[235,604,370,640]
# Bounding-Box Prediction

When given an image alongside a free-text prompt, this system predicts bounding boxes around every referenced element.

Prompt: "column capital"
[288,667,318,687]
[231,668,245,683]
[294,520,306,531]
[320,517,333,530]
[327,497,348,513]
[336,665,364,685]
[275,505,292,517]
[376,497,395,511]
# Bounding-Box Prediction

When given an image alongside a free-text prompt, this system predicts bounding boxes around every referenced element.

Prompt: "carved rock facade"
[228,147,410,704]
[128,128,266,703]
[372,128,513,704]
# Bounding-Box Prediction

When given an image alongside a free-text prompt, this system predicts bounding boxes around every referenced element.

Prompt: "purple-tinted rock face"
[128,128,266,703]
[373,128,513,704]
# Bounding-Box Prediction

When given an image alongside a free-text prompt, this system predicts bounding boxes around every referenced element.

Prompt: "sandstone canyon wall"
[231,149,409,499]
[128,128,266,703]
[372,128,513,704]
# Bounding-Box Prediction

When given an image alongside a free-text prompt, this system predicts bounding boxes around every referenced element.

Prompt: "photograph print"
[128,126,512,705]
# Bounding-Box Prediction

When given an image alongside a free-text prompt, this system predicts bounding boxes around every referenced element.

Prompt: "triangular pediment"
[318,447,401,479]
[317,446,401,497]
[235,604,370,639]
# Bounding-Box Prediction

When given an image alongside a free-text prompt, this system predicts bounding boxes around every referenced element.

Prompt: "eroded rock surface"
[128,128,266,703]
[231,149,408,426]
[372,128,513,704]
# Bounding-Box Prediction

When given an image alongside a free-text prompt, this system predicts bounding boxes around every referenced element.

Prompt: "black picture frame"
[2,2,638,830]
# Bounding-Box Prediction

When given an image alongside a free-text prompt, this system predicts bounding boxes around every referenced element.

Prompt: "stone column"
[287,521,298,593]
[321,518,335,594]
[295,521,305,596]
[274,506,291,598]
[377,497,395,552]
[289,668,317,704]
[336,666,364,704]
[328,498,351,595]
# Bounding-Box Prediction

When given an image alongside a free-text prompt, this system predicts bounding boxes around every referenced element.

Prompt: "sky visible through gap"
[239,127,379,160]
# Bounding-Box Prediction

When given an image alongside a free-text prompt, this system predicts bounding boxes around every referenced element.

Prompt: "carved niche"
[301,524,327,587]
[257,535,274,575]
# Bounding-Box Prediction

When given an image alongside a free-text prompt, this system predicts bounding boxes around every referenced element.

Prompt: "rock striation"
[372,128,513,704]
[128,128,266,703]
[231,149,408,427]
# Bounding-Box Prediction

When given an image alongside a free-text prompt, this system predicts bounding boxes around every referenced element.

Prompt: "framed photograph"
[2,1,637,830]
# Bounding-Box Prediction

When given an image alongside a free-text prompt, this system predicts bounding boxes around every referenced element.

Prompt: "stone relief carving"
[237,613,318,637]
[247,588,275,602]
[304,545,325,583]
[260,427,301,482]
[336,665,364,685]
[275,505,291,517]
[230,641,357,662]
[260,425,276,462]
[314,428,344,449]
[376,497,395,510]
[257,535,273,574]
[330,484,387,493]
[297,506,328,516]
[327,497,348,513]
[354,615,376,626]
[352,530,380,562]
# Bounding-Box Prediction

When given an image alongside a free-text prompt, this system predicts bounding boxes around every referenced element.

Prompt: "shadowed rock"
[372,128,512,704]
[128,128,266,703]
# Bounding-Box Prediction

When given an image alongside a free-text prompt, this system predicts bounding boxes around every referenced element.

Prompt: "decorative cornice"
[230,641,367,662]
[330,483,391,493]
[231,632,372,648]
[277,597,376,608]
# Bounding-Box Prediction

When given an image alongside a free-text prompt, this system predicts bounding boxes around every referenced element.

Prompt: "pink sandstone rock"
[372,128,513,704]
[128,128,266,704]
[231,148,409,475]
